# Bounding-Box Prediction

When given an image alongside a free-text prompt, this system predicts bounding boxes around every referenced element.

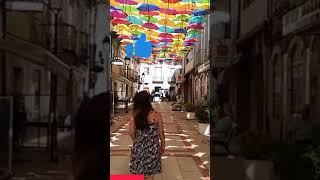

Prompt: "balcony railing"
[6,0,45,12]
[152,77,164,82]
[58,23,77,53]
[195,49,209,66]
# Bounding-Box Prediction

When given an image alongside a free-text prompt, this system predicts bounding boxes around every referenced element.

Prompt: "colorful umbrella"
[174,28,187,33]
[158,26,174,33]
[183,42,194,46]
[158,19,175,27]
[120,5,138,13]
[192,9,209,15]
[115,0,138,5]
[188,23,204,29]
[127,16,143,25]
[117,31,132,36]
[121,39,134,44]
[185,38,197,43]
[196,4,209,10]
[175,21,189,28]
[131,30,143,35]
[159,8,177,15]
[129,24,144,30]
[187,29,201,35]
[173,34,185,39]
[141,16,158,23]
[111,18,130,25]
[137,4,160,11]
[189,16,205,23]
[159,38,173,42]
[118,35,131,39]
[186,34,200,39]
[161,0,181,3]
[110,9,128,18]
[143,22,159,30]
[144,30,160,36]
[176,9,191,14]
[113,24,131,32]
[173,14,191,21]
[159,33,174,38]
[139,10,159,16]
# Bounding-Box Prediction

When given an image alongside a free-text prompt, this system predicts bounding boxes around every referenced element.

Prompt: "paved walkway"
[110,102,210,180]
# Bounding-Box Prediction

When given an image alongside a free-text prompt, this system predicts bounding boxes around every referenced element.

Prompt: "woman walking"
[129,91,165,180]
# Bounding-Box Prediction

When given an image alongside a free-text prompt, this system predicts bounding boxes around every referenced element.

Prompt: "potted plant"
[238,131,276,180]
[184,102,196,120]
[195,106,210,135]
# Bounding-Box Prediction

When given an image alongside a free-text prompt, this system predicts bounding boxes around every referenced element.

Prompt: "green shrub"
[195,106,210,123]
[184,102,196,112]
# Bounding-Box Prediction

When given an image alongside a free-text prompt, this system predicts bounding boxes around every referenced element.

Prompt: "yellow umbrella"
[158,13,176,19]
[158,18,176,27]
[196,4,210,10]
[121,39,134,44]
[129,24,144,30]
[117,31,132,36]
[152,0,170,8]
[110,0,121,6]
[144,29,160,36]
[173,33,185,39]
[174,3,194,10]
[147,35,158,41]
[113,24,131,32]
[175,21,189,28]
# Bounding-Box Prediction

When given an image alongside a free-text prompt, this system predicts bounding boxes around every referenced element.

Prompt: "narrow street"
[110,102,210,180]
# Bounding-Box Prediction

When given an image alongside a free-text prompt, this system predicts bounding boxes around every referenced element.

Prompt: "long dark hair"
[133,91,153,130]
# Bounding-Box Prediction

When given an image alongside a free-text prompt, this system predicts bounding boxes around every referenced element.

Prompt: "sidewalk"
[110,102,210,180]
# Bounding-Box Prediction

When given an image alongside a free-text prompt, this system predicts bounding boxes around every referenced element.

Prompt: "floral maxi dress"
[129,122,162,176]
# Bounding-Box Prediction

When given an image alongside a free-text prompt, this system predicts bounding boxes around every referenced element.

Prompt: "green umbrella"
[187,29,201,35]
[131,30,143,35]
[141,16,158,23]
[173,14,191,22]
[120,5,138,13]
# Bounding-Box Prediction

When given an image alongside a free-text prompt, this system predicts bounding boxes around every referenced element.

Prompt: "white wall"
[139,63,182,92]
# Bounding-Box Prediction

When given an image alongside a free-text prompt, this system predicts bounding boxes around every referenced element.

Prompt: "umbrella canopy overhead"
[110,0,210,63]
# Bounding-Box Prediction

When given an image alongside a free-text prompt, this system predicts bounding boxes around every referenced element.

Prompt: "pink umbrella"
[118,35,131,39]
[160,8,177,15]
[143,22,159,30]
[161,0,181,3]
[185,38,198,43]
[159,38,173,42]
[139,11,159,16]
[159,33,174,38]
[111,18,130,25]
[188,23,204,29]
[115,0,138,5]
[110,9,128,18]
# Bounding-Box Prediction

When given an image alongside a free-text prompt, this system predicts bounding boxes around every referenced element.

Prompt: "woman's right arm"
[129,116,136,141]
[156,112,165,154]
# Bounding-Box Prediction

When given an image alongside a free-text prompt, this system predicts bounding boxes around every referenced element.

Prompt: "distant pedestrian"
[129,91,165,180]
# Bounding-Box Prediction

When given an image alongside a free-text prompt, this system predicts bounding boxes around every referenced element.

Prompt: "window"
[153,67,163,81]
[33,70,41,111]
[243,0,254,9]
[144,67,149,75]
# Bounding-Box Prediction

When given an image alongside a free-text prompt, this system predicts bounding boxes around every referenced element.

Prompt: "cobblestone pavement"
[110,102,210,180]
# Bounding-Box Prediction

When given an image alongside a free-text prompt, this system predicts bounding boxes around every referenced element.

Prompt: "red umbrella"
[111,18,129,25]
[115,0,138,5]
[151,40,159,44]
[188,23,204,29]
[159,8,177,15]
[143,22,159,30]
[185,38,198,43]
[110,9,127,18]
[159,33,174,38]
[118,35,131,39]
[161,0,181,3]
[159,38,173,42]
[176,10,191,14]
[139,11,159,16]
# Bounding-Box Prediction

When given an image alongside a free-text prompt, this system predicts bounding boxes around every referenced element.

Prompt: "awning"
[0,35,70,79]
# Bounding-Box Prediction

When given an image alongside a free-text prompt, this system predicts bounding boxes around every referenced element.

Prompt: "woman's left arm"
[129,116,136,141]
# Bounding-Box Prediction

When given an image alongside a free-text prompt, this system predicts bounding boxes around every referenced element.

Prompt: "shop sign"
[211,39,232,67]
[176,74,184,83]
[283,0,320,35]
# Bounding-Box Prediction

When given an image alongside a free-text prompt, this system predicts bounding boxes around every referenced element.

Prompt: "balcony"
[195,49,209,66]
[6,0,45,12]
[127,68,139,82]
[152,77,164,83]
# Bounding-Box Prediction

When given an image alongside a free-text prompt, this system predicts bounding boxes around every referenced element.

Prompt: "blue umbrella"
[192,9,209,16]
[158,26,175,33]
[189,16,205,23]
[137,4,160,11]
[186,34,200,39]
[127,16,143,25]
[174,28,187,34]
[111,6,121,10]
[183,42,195,46]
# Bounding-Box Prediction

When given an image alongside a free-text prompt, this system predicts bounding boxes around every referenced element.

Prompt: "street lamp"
[125,57,130,113]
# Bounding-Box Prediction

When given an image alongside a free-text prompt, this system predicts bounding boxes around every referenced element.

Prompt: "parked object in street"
[195,106,210,136]
[184,103,196,120]
[153,92,161,102]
